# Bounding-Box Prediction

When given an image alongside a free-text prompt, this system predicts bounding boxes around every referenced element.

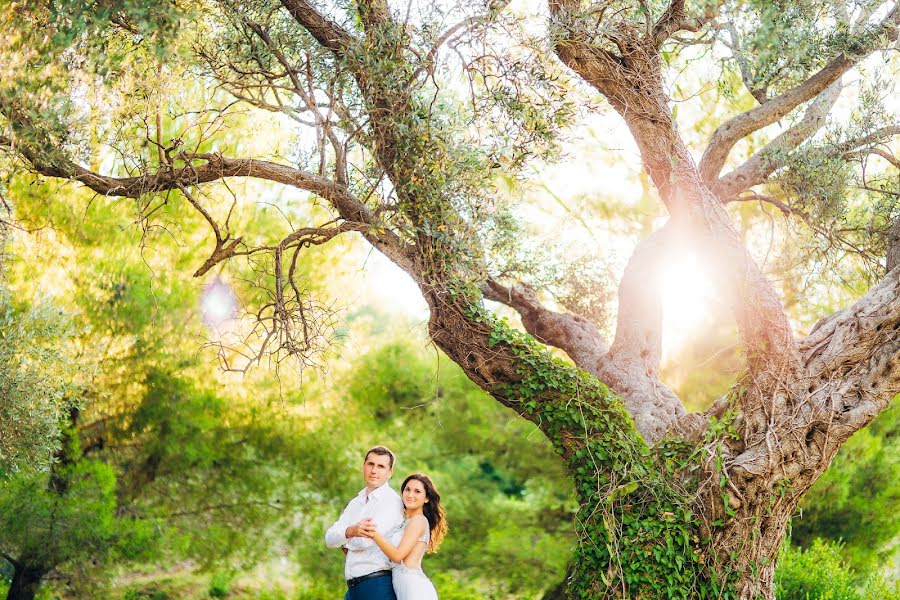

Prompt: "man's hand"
[345,518,377,539]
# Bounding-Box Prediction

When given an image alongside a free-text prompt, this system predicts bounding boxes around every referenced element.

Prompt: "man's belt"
[347,569,392,589]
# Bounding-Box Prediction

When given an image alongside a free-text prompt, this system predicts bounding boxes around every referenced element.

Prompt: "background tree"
[1,1,899,598]
[0,170,345,600]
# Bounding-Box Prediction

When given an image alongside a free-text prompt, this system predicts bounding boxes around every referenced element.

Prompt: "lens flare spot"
[201,279,237,328]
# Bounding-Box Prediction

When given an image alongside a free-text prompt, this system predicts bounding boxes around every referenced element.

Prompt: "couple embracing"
[325,446,448,600]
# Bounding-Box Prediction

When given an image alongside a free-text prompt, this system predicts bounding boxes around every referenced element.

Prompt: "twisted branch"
[699,3,900,186]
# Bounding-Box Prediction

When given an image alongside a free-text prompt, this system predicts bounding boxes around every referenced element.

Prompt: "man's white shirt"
[325,482,405,580]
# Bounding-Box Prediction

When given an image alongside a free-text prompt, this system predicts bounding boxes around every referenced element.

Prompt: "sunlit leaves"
[0,289,84,475]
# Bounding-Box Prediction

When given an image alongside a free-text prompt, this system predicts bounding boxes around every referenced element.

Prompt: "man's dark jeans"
[344,572,396,600]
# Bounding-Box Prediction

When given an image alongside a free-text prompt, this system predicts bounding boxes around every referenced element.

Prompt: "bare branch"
[241,19,349,185]
[699,4,900,186]
[836,125,900,157]
[1,130,419,279]
[858,146,900,170]
[728,193,814,226]
[407,6,510,87]
[718,22,768,103]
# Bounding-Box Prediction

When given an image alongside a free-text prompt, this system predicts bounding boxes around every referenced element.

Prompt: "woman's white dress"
[391,517,438,600]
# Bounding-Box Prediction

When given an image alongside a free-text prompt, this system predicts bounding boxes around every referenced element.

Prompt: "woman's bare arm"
[367,517,426,563]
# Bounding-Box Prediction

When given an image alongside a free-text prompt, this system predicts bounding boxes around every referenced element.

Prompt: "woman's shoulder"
[406,514,429,530]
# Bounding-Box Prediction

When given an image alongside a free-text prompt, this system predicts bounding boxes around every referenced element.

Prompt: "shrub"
[775,540,857,600]
[208,571,232,598]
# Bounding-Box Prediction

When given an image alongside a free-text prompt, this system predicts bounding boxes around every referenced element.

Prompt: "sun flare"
[659,253,716,358]
[200,279,238,329]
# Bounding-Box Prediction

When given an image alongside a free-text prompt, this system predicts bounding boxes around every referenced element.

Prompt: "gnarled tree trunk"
[5,563,46,600]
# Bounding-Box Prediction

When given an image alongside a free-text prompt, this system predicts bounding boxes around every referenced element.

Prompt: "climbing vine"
[469,305,746,598]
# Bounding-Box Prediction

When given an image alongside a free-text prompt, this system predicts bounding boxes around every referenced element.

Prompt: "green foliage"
[0,165,348,593]
[476,307,731,599]
[775,540,900,600]
[346,342,435,418]
[431,573,488,599]
[0,457,157,573]
[115,371,336,568]
[0,1,185,168]
[792,402,900,574]
[207,570,232,598]
[0,289,83,475]
[776,540,858,600]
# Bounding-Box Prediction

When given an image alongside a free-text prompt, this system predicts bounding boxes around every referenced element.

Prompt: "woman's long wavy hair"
[401,473,447,553]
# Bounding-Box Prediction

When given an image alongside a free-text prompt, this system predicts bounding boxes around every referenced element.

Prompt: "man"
[326,446,405,599]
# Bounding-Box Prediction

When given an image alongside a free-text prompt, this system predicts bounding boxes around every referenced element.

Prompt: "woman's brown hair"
[401,473,447,553]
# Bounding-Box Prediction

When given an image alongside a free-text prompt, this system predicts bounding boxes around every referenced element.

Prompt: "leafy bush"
[208,570,232,597]
[776,540,857,600]
[776,540,900,600]
[432,573,488,599]
[122,587,170,600]
[792,404,900,574]
[861,576,900,600]
[0,289,84,475]
[294,579,344,599]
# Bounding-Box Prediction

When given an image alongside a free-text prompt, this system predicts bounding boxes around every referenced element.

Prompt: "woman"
[364,473,447,600]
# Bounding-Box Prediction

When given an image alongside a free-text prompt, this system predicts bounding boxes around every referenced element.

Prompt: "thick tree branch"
[1,552,19,568]
[596,222,689,442]
[713,79,842,199]
[652,0,687,44]
[482,278,609,372]
[278,0,355,55]
[860,147,900,170]
[699,4,900,186]
[548,0,798,378]
[800,266,900,438]
[652,0,721,46]
[607,224,671,377]
[2,132,417,277]
[888,215,900,272]
[356,0,392,33]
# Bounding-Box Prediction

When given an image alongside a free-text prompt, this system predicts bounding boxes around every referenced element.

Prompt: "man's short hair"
[364,446,395,469]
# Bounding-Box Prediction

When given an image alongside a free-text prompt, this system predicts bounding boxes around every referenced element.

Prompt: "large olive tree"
[1,1,898,597]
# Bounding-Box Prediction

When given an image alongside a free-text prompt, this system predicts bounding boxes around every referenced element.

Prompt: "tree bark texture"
[3,1,900,598]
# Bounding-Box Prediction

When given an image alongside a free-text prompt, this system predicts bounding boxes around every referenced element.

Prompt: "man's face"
[362,452,393,490]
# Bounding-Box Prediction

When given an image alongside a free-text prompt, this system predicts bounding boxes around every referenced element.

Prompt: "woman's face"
[402,478,429,511]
